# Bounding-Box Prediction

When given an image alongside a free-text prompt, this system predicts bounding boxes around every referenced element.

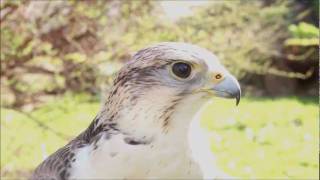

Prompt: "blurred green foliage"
[1,94,318,178]
[1,0,318,107]
[286,22,319,46]
[0,0,157,107]
[177,1,290,79]
[289,22,319,38]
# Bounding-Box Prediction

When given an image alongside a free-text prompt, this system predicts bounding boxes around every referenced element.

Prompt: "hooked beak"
[208,74,241,105]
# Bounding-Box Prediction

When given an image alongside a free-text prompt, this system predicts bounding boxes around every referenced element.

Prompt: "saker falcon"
[32,42,241,179]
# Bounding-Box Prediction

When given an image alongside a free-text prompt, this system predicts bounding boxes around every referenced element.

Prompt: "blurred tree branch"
[4,107,69,140]
[0,1,19,23]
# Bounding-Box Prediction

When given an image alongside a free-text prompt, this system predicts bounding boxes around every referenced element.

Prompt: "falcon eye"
[172,62,192,79]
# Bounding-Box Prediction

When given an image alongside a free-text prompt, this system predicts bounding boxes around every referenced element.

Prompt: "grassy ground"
[1,94,319,179]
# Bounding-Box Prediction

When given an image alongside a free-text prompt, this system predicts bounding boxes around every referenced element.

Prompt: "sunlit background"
[1,0,319,179]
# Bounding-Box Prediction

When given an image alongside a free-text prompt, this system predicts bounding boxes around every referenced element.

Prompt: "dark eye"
[172,62,192,79]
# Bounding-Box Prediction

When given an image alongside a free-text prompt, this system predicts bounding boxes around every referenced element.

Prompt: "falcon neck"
[97,87,209,147]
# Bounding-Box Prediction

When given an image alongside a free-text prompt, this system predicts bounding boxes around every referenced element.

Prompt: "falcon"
[32,42,241,179]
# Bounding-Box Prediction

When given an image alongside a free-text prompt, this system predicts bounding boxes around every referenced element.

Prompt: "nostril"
[215,74,222,79]
[211,72,225,84]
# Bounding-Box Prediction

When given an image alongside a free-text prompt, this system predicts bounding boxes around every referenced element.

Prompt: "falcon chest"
[69,91,208,179]
[68,133,202,179]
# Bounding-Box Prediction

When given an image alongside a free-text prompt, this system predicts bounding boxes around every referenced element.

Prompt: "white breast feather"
[69,95,229,179]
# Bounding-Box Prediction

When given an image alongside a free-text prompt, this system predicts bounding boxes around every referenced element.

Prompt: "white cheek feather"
[116,87,176,138]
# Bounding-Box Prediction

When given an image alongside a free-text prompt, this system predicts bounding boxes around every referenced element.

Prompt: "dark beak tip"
[235,92,241,106]
[236,97,240,106]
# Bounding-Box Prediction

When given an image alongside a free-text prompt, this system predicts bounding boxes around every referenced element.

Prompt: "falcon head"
[105,42,240,138]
